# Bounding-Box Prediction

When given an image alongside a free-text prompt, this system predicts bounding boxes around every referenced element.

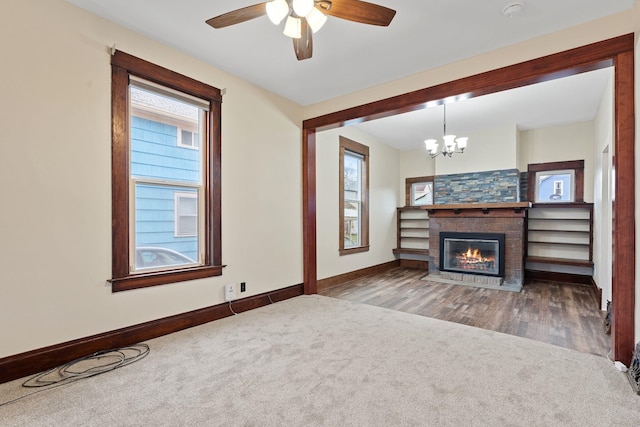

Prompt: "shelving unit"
[393,207,429,256]
[525,203,593,269]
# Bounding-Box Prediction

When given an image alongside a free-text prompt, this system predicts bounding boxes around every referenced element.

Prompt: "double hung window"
[111,51,222,291]
[339,136,369,255]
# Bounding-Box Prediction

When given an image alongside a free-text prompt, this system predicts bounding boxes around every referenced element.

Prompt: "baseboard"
[400,259,429,270]
[525,270,592,286]
[0,284,303,385]
[317,260,400,292]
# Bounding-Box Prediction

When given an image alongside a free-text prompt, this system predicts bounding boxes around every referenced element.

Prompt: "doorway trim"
[302,34,635,364]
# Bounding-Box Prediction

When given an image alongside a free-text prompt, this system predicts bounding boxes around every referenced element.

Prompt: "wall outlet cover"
[224,283,236,301]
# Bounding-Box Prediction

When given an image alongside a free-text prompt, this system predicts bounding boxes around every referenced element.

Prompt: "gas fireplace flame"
[458,247,494,264]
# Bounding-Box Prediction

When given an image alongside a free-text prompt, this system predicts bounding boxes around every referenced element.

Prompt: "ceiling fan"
[205,0,396,61]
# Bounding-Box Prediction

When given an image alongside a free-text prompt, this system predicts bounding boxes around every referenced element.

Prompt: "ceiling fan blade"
[317,0,396,26]
[293,19,313,60]
[206,3,267,29]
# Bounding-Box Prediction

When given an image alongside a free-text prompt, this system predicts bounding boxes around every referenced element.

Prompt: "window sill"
[110,265,224,292]
[339,246,370,256]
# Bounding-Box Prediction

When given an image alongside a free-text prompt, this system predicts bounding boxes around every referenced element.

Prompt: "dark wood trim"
[111,51,223,292]
[526,256,593,268]
[317,260,400,291]
[612,49,635,365]
[399,259,429,270]
[302,34,634,364]
[338,136,370,255]
[527,159,584,203]
[393,248,429,256]
[525,270,592,286]
[303,128,317,294]
[303,37,628,132]
[0,284,303,385]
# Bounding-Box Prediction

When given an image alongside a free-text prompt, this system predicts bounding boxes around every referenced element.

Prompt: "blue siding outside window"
[131,116,199,260]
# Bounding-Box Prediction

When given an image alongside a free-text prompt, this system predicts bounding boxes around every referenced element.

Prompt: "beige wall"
[0,0,303,358]
[518,121,596,202]
[436,124,518,175]
[316,128,399,280]
[592,73,615,310]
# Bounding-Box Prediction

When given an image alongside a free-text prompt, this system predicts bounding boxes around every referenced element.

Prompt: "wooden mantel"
[426,202,531,218]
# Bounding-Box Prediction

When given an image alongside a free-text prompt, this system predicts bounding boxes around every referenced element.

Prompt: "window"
[175,192,198,237]
[339,136,369,255]
[405,176,434,206]
[111,51,222,292]
[178,128,199,149]
[527,160,584,203]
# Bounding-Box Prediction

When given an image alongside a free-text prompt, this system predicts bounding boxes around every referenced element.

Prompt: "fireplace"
[439,232,505,278]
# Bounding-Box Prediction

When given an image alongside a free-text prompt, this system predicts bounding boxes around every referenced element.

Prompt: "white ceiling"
[65,0,627,150]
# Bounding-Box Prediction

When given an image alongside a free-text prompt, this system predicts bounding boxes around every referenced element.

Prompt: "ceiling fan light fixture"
[293,0,315,17]
[283,16,302,38]
[266,0,289,25]
[306,8,327,33]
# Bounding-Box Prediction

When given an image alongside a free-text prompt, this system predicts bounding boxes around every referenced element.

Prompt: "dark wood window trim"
[527,160,584,203]
[405,176,434,207]
[110,51,223,292]
[339,136,369,256]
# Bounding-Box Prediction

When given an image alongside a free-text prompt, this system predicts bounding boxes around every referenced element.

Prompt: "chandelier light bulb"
[266,0,289,25]
[306,7,327,33]
[283,16,302,39]
[293,0,315,17]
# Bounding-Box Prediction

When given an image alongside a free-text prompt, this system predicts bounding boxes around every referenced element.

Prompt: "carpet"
[1,295,639,426]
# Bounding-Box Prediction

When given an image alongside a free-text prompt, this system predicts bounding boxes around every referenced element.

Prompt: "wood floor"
[320,267,611,358]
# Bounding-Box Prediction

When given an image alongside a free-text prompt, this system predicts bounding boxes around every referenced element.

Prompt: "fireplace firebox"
[439,232,505,277]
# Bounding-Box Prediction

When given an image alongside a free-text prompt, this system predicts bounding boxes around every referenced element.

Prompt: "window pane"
[536,170,574,202]
[129,83,204,273]
[344,152,361,194]
[344,201,360,248]
[130,86,201,184]
[134,184,198,270]
[412,182,433,206]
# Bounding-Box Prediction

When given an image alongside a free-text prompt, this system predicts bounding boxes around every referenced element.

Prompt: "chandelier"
[424,103,469,158]
[266,0,328,38]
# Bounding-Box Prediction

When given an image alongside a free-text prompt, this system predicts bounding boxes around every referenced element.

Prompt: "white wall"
[316,128,399,280]
[518,121,596,202]
[0,0,303,358]
[592,73,615,309]
[436,124,518,175]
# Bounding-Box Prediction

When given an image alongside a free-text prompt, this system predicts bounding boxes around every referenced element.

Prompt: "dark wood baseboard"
[400,259,429,270]
[0,284,303,385]
[317,260,400,292]
[525,270,592,286]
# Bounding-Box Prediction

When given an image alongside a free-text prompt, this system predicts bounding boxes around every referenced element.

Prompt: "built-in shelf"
[395,207,429,256]
[525,203,593,271]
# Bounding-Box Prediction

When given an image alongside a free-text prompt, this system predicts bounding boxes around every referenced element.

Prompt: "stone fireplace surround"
[427,203,530,288]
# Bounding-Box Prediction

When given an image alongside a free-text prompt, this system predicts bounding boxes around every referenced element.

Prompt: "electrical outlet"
[240,282,246,292]
[224,283,236,301]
